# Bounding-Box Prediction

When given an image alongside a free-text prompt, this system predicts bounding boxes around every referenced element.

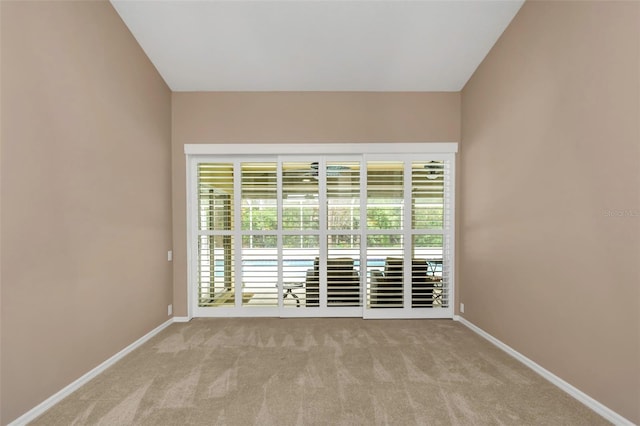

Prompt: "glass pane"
[282,162,319,230]
[367,162,404,230]
[412,235,445,308]
[327,162,360,230]
[412,161,444,229]
[366,235,403,308]
[198,163,234,231]
[198,235,234,307]
[284,236,319,308]
[241,236,278,307]
[327,236,361,307]
[241,162,277,231]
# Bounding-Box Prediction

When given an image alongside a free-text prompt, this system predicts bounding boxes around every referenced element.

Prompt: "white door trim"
[186,142,458,320]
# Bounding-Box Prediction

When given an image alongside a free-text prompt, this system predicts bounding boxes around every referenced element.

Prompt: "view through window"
[191,154,453,318]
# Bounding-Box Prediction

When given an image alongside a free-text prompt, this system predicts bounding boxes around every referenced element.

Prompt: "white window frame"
[185,143,457,319]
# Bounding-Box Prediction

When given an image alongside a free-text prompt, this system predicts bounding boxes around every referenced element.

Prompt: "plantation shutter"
[188,146,456,319]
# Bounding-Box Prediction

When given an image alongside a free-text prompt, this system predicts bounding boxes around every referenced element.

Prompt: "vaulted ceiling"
[111,1,524,92]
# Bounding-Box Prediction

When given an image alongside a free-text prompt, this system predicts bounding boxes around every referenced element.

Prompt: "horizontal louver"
[367,236,404,308]
[241,240,278,307]
[411,235,444,308]
[440,160,452,309]
[327,237,361,307]
[282,162,319,231]
[241,162,277,232]
[198,235,234,307]
[327,162,360,231]
[198,163,233,231]
[412,161,444,230]
[283,243,319,308]
[367,162,404,230]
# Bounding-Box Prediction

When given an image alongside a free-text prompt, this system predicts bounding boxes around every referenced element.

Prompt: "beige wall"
[0,2,173,424]
[172,92,461,315]
[460,1,639,423]
[3,0,636,422]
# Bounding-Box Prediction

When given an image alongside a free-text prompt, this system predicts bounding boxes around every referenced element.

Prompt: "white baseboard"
[8,318,175,426]
[454,315,635,426]
[172,316,191,322]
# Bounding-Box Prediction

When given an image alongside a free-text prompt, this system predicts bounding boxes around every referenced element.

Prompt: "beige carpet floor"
[31,318,609,425]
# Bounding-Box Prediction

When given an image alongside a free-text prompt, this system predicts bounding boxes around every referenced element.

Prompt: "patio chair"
[305,257,360,307]
[370,257,436,307]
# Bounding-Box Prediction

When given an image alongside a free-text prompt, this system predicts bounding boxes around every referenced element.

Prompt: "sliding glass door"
[188,150,455,319]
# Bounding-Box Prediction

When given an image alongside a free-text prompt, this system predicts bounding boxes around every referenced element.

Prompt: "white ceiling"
[110,0,524,92]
